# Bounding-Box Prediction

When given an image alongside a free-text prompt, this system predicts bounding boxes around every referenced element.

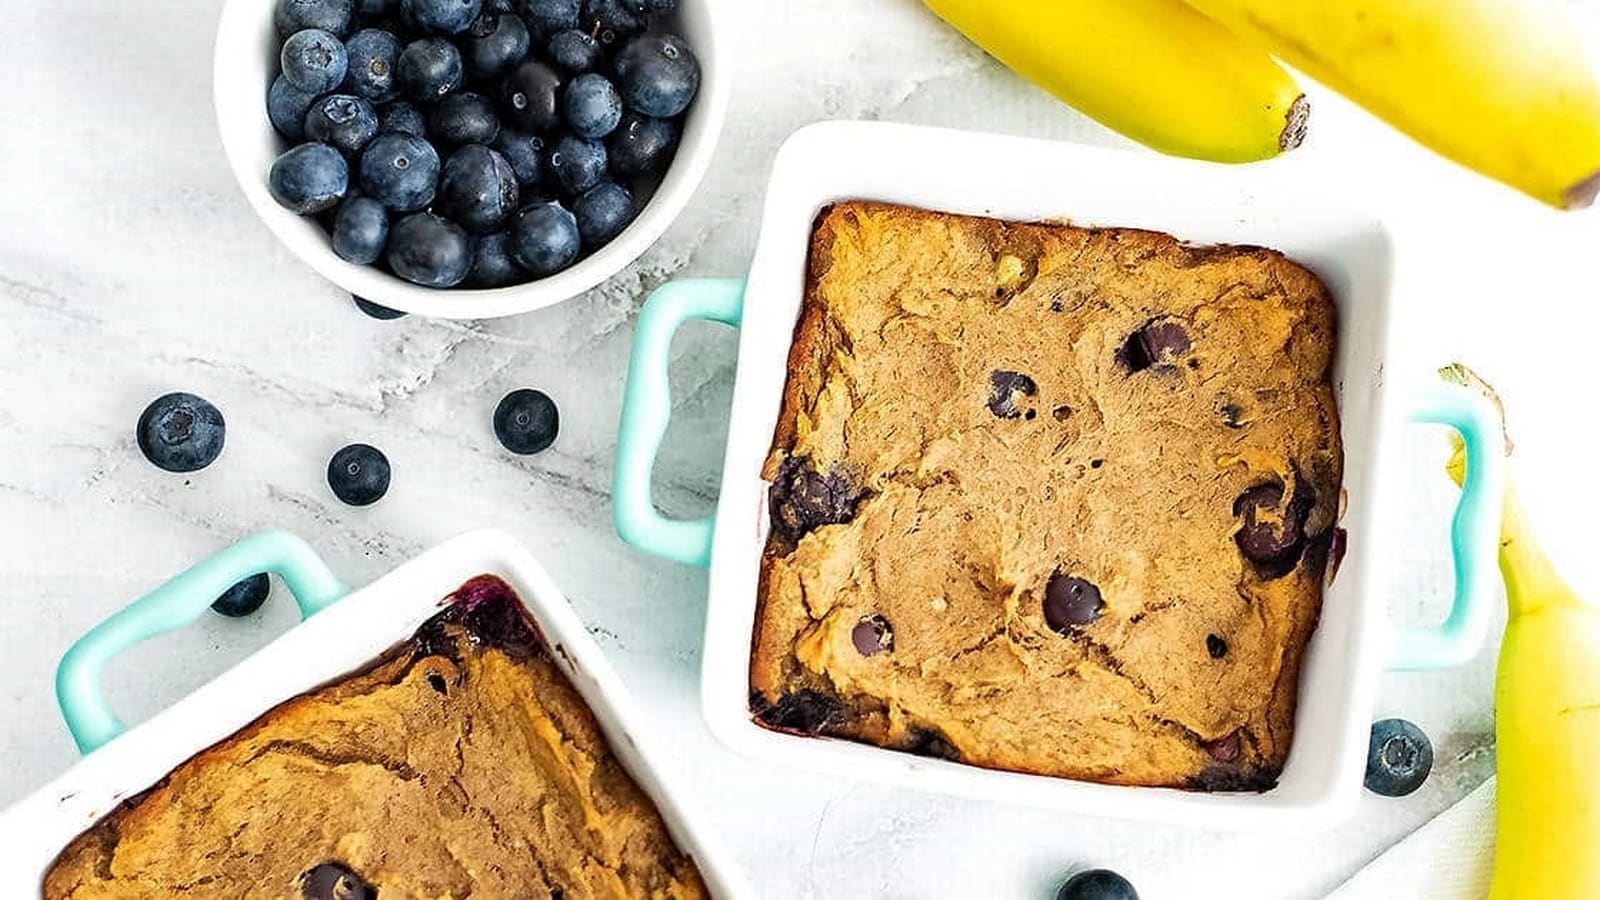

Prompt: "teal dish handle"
[1386,382,1507,671]
[56,531,349,753]
[613,278,746,567]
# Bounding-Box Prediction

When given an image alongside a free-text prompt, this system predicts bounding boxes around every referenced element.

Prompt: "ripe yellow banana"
[922,0,1308,163]
[1181,0,1600,208]
[1441,365,1600,898]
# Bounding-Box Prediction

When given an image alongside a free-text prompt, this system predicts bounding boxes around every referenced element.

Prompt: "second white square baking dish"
[0,530,749,896]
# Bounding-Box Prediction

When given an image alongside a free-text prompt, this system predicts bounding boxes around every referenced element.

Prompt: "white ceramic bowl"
[0,530,750,897]
[213,0,730,319]
[614,121,1507,830]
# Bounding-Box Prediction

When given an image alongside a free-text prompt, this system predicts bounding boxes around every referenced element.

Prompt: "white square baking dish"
[612,121,1506,830]
[0,530,750,896]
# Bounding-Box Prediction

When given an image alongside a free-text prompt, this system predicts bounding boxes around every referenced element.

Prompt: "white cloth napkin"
[1328,778,1496,899]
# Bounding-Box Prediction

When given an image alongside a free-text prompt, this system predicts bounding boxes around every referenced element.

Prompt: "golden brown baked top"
[45,577,708,899]
[750,202,1342,791]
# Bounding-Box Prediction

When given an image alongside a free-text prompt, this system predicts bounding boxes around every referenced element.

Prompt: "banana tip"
[1279,95,1310,152]
[1562,170,1600,209]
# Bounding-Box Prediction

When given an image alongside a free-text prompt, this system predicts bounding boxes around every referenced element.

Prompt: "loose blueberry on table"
[1365,717,1433,797]
[493,388,559,454]
[212,573,272,618]
[136,392,227,473]
[264,0,699,289]
[352,293,407,318]
[328,442,392,505]
[1056,869,1139,900]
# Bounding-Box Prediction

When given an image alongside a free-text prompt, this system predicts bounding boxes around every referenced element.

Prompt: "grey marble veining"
[3,1,1600,897]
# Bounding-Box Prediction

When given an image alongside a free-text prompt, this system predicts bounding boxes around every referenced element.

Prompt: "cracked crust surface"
[43,577,707,899]
[749,202,1342,791]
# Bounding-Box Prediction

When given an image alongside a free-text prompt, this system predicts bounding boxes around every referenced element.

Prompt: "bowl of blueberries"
[215,0,727,318]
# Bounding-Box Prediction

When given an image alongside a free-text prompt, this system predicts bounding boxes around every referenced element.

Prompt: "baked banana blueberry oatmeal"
[750,201,1343,791]
[44,577,707,899]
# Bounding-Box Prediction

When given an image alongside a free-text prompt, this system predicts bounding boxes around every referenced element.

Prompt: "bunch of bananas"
[925,0,1600,209]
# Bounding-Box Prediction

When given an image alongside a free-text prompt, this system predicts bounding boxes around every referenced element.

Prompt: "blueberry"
[498,61,563,134]
[136,393,226,473]
[1119,318,1191,372]
[483,0,515,10]
[986,369,1037,419]
[1203,730,1242,763]
[436,145,520,233]
[614,33,699,117]
[493,129,545,187]
[752,688,844,735]
[562,73,622,139]
[281,29,349,94]
[547,29,602,73]
[906,726,962,761]
[397,38,464,103]
[327,443,391,506]
[303,94,379,155]
[275,0,355,38]
[520,0,579,36]
[353,294,407,318]
[300,862,374,900]
[428,92,501,145]
[269,142,349,214]
[767,457,863,541]
[1056,869,1139,900]
[510,201,581,275]
[402,0,483,35]
[377,100,427,136]
[1043,573,1103,633]
[355,0,395,16]
[1206,634,1228,658]
[851,616,893,657]
[1365,718,1433,797]
[332,196,390,264]
[467,231,525,287]
[212,574,271,618]
[573,180,633,245]
[493,389,559,453]
[638,0,674,10]
[580,0,643,46]
[606,111,676,176]
[387,212,473,287]
[268,76,320,142]
[358,132,440,211]
[546,133,606,194]
[1234,481,1312,576]
[342,29,401,103]
[462,11,530,80]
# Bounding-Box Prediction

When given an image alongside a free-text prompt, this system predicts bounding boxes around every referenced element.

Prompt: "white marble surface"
[3,1,1600,897]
